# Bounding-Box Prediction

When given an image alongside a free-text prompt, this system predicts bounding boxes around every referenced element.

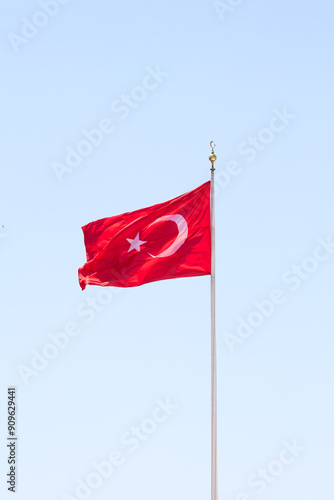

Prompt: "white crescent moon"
[148,214,188,258]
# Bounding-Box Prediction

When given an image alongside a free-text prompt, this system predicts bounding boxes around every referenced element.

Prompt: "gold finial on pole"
[209,141,217,170]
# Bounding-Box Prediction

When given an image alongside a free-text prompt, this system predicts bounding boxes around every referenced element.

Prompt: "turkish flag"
[78,181,211,289]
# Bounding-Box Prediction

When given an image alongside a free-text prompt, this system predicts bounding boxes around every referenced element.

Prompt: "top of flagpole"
[209,141,217,171]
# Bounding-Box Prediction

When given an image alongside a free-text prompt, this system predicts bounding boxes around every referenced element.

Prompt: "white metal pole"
[209,142,217,500]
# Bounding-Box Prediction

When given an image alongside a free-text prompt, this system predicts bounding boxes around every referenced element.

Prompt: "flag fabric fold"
[78,181,211,289]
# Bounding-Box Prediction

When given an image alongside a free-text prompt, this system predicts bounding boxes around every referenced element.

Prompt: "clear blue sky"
[1,1,333,499]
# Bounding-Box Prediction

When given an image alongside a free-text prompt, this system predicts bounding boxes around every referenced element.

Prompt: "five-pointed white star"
[126,233,147,253]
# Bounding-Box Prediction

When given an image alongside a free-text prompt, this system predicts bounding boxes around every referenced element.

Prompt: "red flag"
[78,181,211,289]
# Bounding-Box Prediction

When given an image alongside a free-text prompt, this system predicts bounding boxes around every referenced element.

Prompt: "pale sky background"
[1,1,334,499]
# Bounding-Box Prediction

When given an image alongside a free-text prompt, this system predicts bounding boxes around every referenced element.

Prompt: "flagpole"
[209,141,217,500]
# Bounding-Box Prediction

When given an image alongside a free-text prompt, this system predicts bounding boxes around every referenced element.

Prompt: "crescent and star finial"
[209,141,217,168]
